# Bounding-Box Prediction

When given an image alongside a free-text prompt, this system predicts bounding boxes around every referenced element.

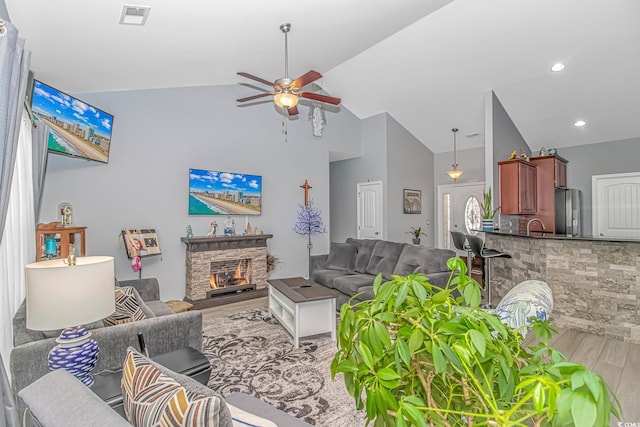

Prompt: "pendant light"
[446,128,464,180]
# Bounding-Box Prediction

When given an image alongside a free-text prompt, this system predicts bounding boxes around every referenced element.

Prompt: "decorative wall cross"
[300,179,312,206]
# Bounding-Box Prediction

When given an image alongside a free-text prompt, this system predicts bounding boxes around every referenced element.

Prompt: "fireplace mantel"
[181,234,273,309]
[181,234,273,252]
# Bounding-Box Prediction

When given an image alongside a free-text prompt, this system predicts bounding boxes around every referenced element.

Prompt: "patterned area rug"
[202,308,365,426]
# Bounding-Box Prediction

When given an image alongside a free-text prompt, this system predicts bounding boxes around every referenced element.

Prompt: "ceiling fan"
[236,23,341,117]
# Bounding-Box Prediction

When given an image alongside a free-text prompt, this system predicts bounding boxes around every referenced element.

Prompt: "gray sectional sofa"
[310,238,456,307]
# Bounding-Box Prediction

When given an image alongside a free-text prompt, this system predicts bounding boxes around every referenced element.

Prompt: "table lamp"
[25,256,115,386]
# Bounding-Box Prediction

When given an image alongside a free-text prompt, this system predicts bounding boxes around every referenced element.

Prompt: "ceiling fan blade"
[300,92,341,105]
[292,70,323,89]
[237,72,275,88]
[236,92,275,102]
[287,106,299,116]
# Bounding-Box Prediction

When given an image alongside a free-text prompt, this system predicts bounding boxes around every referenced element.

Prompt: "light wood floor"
[201,298,639,423]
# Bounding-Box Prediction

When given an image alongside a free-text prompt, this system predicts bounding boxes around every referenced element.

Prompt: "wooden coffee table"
[267,277,337,348]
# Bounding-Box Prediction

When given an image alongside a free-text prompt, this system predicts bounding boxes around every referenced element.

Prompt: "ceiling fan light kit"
[236,23,340,119]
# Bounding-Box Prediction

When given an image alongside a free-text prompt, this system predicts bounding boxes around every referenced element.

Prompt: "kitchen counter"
[485,229,640,243]
[484,232,640,343]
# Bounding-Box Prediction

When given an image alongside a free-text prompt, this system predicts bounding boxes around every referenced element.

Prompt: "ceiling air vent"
[119,5,151,26]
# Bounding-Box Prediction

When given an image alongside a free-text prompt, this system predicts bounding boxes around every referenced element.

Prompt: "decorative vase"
[482,219,494,232]
[412,238,420,245]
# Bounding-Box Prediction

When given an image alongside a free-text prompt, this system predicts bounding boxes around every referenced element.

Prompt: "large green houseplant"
[331,258,619,426]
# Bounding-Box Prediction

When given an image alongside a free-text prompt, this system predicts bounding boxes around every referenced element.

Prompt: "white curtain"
[0,112,34,373]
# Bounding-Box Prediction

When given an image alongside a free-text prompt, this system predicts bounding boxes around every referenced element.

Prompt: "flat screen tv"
[30,79,114,164]
[189,168,262,215]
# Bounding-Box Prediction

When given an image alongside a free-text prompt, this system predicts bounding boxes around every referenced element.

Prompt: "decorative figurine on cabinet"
[206,221,217,237]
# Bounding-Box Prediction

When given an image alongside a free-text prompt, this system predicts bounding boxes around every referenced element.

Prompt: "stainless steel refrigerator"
[555,188,581,236]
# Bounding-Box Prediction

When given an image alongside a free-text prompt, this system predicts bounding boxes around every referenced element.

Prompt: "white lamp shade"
[274,92,299,108]
[25,256,115,331]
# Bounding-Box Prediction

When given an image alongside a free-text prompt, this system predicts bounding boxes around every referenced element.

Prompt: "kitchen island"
[484,230,640,343]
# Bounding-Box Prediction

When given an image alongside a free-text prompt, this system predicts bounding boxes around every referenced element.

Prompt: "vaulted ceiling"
[6,0,640,153]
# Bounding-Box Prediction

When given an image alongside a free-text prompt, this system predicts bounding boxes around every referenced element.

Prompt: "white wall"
[39,84,361,300]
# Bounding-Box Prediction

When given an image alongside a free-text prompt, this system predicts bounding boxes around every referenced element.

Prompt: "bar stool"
[466,234,511,309]
[450,231,474,277]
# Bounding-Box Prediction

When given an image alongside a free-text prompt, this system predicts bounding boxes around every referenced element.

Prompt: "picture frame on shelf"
[403,189,421,214]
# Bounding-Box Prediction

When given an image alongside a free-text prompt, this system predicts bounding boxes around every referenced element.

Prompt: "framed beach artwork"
[122,229,161,258]
[403,189,421,214]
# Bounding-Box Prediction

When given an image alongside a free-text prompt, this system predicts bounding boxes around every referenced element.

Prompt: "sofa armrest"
[18,370,130,427]
[118,277,160,301]
[310,254,328,272]
[11,310,202,399]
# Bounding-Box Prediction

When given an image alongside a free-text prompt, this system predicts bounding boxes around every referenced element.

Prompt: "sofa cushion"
[393,245,455,277]
[365,240,404,279]
[346,238,378,273]
[103,287,148,326]
[333,274,376,296]
[310,269,353,289]
[324,242,357,272]
[145,300,176,317]
[122,347,225,427]
[355,286,375,302]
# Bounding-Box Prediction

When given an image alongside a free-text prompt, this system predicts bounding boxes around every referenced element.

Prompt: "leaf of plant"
[402,402,428,427]
[396,338,411,367]
[570,391,597,427]
[373,321,392,348]
[357,342,375,370]
[377,367,401,382]
[468,329,486,357]
[395,409,407,427]
[379,386,399,411]
[431,290,449,304]
[395,282,410,307]
[412,280,428,302]
[532,382,545,414]
[408,329,424,354]
[432,343,446,374]
[439,341,463,372]
[581,371,601,402]
[570,370,585,391]
[372,273,383,295]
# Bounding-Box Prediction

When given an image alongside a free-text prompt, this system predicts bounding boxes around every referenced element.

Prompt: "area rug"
[202,307,365,426]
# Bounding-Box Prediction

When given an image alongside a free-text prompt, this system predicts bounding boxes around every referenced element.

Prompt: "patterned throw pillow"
[103,286,147,326]
[122,348,222,427]
[494,279,553,338]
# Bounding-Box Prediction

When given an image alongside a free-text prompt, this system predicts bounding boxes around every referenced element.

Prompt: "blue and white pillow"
[494,280,553,337]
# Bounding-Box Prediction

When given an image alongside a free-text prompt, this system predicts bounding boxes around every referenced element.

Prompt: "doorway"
[436,182,485,250]
[592,172,640,239]
[357,181,383,239]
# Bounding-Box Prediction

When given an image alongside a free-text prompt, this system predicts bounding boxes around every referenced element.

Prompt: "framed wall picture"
[403,189,422,214]
[122,229,161,258]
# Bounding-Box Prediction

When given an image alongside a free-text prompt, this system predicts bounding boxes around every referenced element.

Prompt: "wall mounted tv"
[189,168,262,216]
[30,80,114,164]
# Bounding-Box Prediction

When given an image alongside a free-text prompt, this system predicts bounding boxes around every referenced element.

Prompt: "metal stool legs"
[450,231,473,277]
[466,234,511,309]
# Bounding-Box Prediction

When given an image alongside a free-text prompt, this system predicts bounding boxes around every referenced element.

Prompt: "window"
[464,196,481,234]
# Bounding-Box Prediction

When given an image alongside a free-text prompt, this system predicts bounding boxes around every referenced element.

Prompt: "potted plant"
[266,252,281,274]
[406,226,427,245]
[331,258,620,427]
[481,187,500,231]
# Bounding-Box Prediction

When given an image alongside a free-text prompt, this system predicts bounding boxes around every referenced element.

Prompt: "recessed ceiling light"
[574,120,586,127]
[120,5,151,26]
[551,62,565,72]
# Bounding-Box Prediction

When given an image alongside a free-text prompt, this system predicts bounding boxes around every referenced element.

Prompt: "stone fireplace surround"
[181,234,272,309]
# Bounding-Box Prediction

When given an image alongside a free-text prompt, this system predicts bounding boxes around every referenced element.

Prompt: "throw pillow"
[121,348,223,427]
[494,280,553,338]
[324,242,357,272]
[103,286,147,326]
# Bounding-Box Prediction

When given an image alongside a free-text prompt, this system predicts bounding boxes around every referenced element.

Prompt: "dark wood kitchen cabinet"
[529,155,569,232]
[498,159,537,214]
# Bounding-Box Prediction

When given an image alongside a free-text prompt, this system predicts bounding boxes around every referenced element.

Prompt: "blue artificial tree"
[293,199,326,277]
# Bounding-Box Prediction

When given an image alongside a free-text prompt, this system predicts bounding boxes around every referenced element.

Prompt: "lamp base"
[48,326,99,387]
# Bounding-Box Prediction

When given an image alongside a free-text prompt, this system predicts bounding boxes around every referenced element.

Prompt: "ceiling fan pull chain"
[282,118,288,143]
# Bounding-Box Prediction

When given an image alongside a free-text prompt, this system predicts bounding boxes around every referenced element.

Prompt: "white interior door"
[357,181,383,239]
[437,183,485,250]
[592,172,640,238]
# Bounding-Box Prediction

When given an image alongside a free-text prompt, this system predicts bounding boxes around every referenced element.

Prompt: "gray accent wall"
[490,91,531,203]
[0,0,9,20]
[386,115,435,246]
[434,146,485,187]
[559,137,640,233]
[39,84,361,300]
[330,113,436,246]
